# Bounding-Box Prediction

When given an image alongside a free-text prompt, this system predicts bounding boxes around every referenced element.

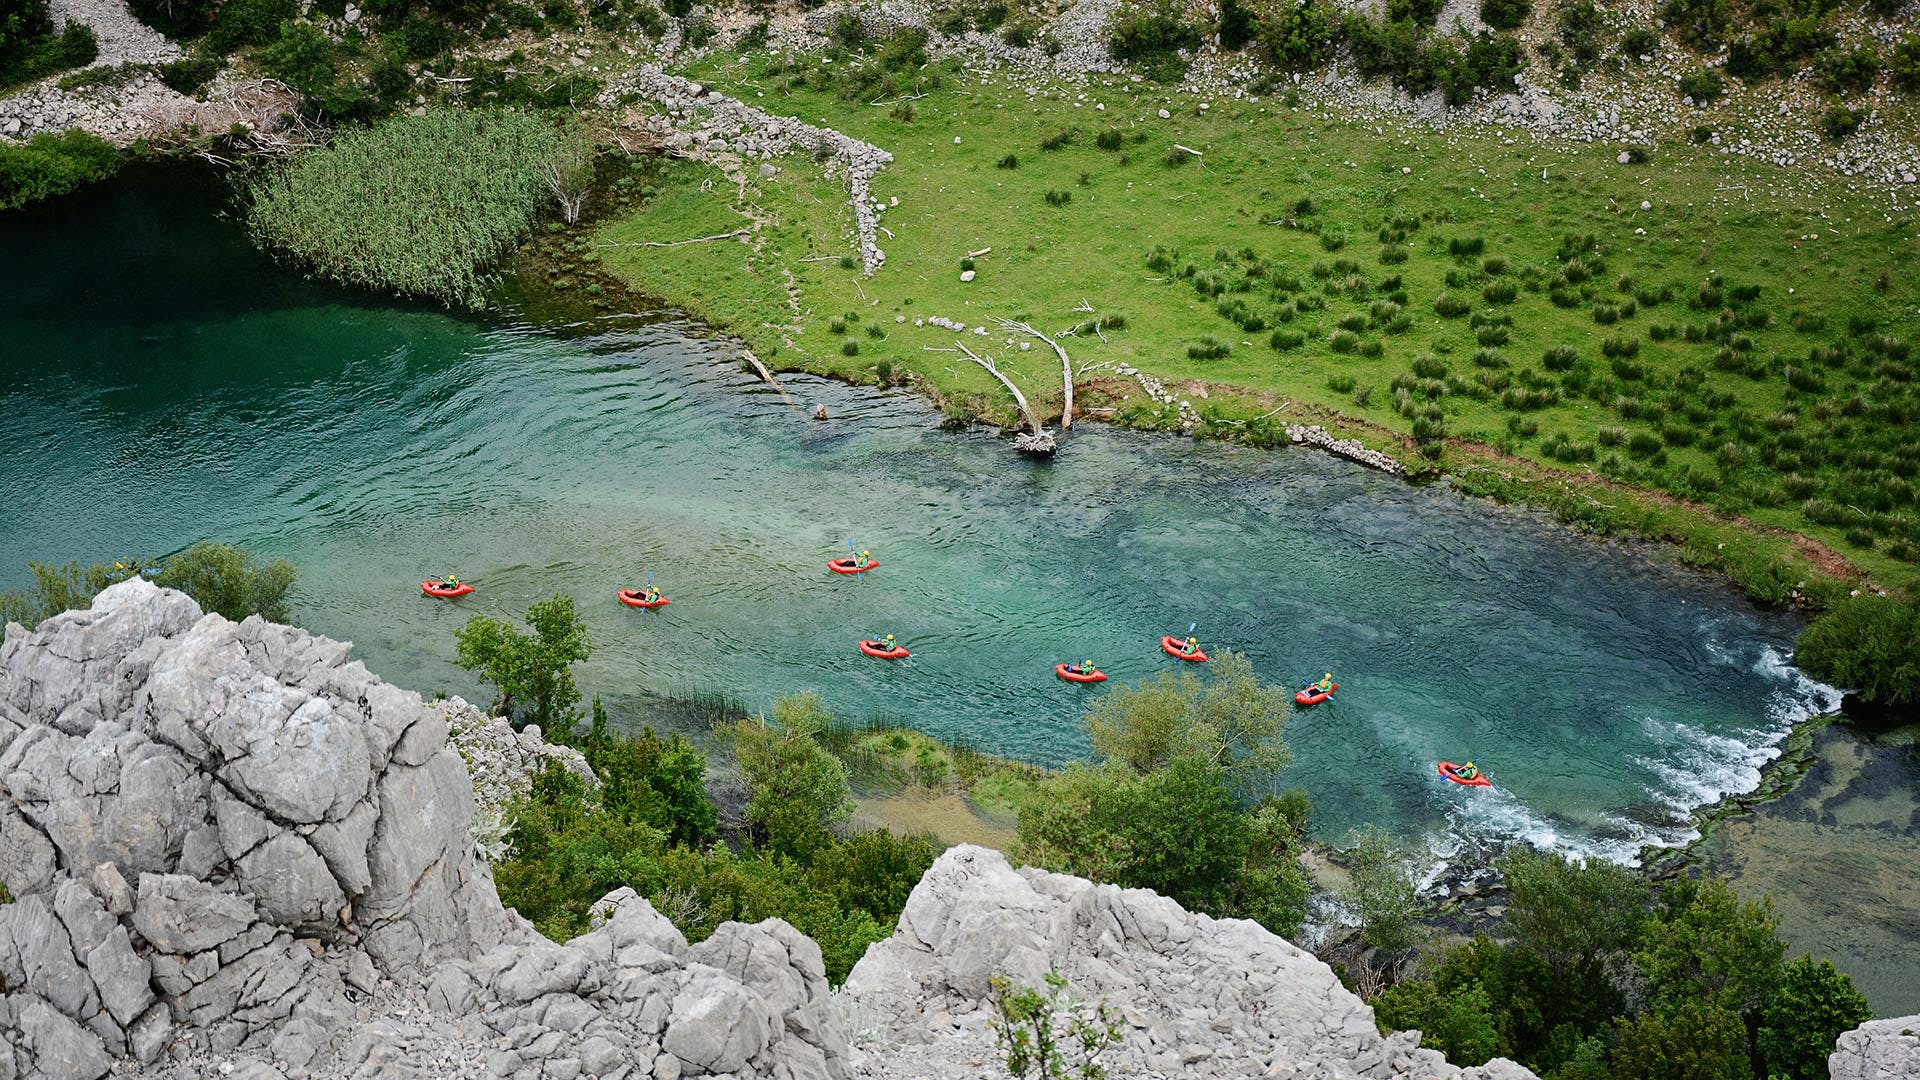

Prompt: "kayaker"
[1311,673,1334,695]
[1181,636,1201,656]
[644,586,660,603]
[1455,761,1479,781]
[441,575,461,589]
[883,633,899,653]
[1076,659,1097,675]
[855,550,873,568]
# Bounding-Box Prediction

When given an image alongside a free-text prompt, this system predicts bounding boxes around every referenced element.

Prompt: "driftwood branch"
[741,349,796,407]
[955,341,1053,455]
[601,229,750,248]
[992,318,1075,432]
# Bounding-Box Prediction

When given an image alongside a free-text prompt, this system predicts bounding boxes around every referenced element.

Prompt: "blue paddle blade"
[1188,622,1197,634]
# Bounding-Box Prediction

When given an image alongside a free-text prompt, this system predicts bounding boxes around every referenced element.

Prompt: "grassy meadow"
[593,47,1920,600]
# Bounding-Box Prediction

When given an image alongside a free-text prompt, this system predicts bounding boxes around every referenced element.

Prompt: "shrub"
[1614,1002,1753,1080]
[158,54,221,95]
[248,109,561,308]
[204,0,297,53]
[1095,127,1124,151]
[1257,0,1339,70]
[727,694,855,858]
[1795,596,1920,705]
[1372,981,1503,1065]
[1188,336,1230,359]
[153,542,296,623]
[1893,37,1920,93]
[1434,291,1471,317]
[1342,826,1423,955]
[1542,345,1578,370]
[260,20,337,94]
[1662,0,1729,48]
[1601,334,1639,358]
[996,153,1018,169]
[0,128,118,211]
[1678,68,1725,103]
[1108,0,1201,76]
[1814,44,1877,95]
[1270,328,1305,350]
[1479,0,1528,31]
[840,338,859,356]
[1821,104,1862,142]
[1482,280,1518,304]
[1757,956,1874,1080]
[1329,329,1360,353]
[456,594,592,731]
[0,0,98,91]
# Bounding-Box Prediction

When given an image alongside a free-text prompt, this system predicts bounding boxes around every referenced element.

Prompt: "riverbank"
[581,42,1919,613]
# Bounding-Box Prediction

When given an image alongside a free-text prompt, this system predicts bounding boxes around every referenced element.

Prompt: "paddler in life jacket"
[1076,659,1097,675]
[1454,761,1479,781]
[1181,636,1201,656]
[441,575,461,589]
[643,585,660,603]
[855,550,872,568]
[1310,673,1334,695]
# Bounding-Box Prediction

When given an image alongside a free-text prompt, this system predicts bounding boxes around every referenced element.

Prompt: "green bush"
[1661,0,1729,47]
[1814,43,1877,94]
[1820,104,1861,141]
[259,20,336,93]
[1342,825,1422,955]
[1793,595,1920,705]
[1371,980,1503,1065]
[1679,67,1726,103]
[0,0,98,91]
[1756,956,1874,1079]
[454,594,592,731]
[1612,1001,1753,1080]
[248,109,560,307]
[1256,0,1338,71]
[158,53,221,94]
[725,693,856,859]
[0,127,118,211]
[1479,0,1529,32]
[1108,0,1201,77]
[204,0,297,52]
[1892,37,1920,93]
[152,541,296,622]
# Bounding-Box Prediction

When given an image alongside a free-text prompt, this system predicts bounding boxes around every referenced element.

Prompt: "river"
[0,163,1840,873]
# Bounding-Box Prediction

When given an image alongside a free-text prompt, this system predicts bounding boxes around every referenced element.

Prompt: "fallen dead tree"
[992,317,1074,432]
[956,339,1055,454]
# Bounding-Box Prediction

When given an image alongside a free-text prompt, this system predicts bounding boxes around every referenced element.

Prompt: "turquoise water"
[0,166,1841,864]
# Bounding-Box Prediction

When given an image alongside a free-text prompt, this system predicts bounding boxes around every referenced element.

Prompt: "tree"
[1479,0,1529,32]
[1756,956,1872,1080]
[1612,1001,1753,1080]
[1371,979,1505,1065]
[1085,651,1292,787]
[583,706,717,847]
[454,594,592,731]
[990,971,1126,1080]
[1794,595,1920,707]
[1634,876,1785,1018]
[154,542,296,623]
[728,692,855,860]
[1341,825,1424,957]
[1499,848,1649,979]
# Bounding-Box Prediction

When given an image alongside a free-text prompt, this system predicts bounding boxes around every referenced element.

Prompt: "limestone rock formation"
[842,845,1538,1080]
[0,581,843,1080]
[1828,1016,1920,1080]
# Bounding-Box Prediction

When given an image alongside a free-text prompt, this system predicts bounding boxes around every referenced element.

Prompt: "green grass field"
[593,46,1920,600]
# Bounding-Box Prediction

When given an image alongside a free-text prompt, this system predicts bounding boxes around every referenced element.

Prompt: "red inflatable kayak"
[829,558,879,574]
[859,640,910,659]
[421,581,473,598]
[617,590,670,609]
[1438,762,1491,787]
[1160,635,1208,662]
[1056,663,1108,683]
[1295,682,1337,706]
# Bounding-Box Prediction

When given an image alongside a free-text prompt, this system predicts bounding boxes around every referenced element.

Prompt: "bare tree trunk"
[742,349,796,407]
[993,318,1074,432]
[956,340,1055,454]
[539,159,589,225]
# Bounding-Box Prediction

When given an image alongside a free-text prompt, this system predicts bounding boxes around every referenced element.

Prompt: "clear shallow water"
[0,166,1841,863]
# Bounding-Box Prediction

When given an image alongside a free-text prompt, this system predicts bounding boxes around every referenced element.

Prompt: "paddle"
[847,538,865,582]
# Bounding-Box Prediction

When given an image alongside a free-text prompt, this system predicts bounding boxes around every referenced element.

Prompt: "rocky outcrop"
[442,698,594,821]
[1828,1016,1920,1080]
[0,581,845,1080]
[598,68,893,276]
[842,845,1536,1080]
